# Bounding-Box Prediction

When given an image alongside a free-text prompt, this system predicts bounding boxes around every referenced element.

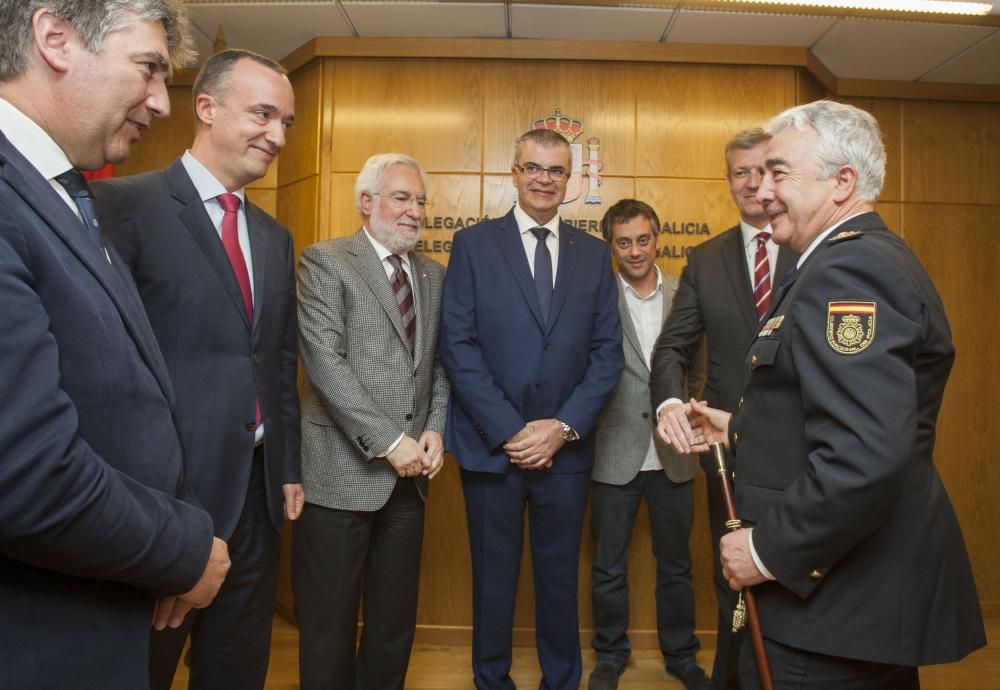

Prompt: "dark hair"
[192,48,287,120]
[513,128,571,164]
[600,198,661,242]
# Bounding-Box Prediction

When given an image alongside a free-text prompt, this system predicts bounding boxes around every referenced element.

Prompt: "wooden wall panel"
[902,100,1000,205]
[115,86,194,176]
[482,61,636,177]
[279,61,323,187]
[905,203,1000,614]
[636,64,796,179]
[796,67,829,105]
[277,176,319,259]
[330,59,483,173]
[246,188,277,218]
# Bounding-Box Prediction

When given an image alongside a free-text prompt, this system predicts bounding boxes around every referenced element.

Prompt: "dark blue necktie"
[530,227,553,322]
[54,168,102,246]
[776,266,799,294]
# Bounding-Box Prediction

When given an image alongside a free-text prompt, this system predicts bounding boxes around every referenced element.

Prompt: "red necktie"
[753,231,772,321]
[387,254,416,348]
[218,193,261,428]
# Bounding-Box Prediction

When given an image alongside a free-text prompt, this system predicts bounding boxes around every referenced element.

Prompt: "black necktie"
[54,168,102,246]
[530,227,553,322]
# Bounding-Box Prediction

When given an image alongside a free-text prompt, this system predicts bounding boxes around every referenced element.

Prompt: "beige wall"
[122,56,1000,647]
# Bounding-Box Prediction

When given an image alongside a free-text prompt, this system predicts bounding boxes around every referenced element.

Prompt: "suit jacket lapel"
[407,251,429,370]
[0,140,174,403]
[616,279,646,369]
[348,229,411,352]
[721,225,758,334]
[548,221,579,334]
[495,210,546,331]
[246,202,270,339]
[167,160,251,331]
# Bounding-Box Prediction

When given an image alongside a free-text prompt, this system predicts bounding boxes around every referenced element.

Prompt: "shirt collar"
[620,265,663,301]
[363,227,409,269]
[0,97,74,182]
[740,219,773,248]
[796,211,869,268]
[513,203,561,239]
[182,150,245,206]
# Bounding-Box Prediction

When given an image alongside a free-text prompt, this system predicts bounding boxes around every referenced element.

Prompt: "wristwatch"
[559,420,579,442]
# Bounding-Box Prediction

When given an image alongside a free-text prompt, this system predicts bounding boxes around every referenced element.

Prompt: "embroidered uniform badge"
[826,301,876,354]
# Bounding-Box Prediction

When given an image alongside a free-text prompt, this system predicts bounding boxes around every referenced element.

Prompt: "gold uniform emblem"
[827,301,876,354]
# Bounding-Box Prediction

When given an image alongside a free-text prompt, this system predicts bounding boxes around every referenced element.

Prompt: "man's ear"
[33,9,74,74]
[831,164,858,203]
[194,92,217,128]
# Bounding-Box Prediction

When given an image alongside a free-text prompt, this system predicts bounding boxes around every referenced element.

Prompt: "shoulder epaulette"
[828,229,863,244]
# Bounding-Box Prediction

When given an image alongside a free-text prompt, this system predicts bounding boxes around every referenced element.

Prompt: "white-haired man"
[293,153,449,690]
[0,2,227,688]
[686,100,985,688]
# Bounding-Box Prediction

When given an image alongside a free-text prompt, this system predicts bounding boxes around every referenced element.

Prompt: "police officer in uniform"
[682,100,985,689]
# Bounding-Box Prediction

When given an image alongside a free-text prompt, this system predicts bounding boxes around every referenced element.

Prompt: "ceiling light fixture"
[720,0,992,15]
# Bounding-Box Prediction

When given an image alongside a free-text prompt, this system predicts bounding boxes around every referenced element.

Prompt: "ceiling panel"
[666,9,837,46]
[922,29,1000,83]
[343,2,506,38]
[186,3,353,62]
[812,18,994,81]
[510,4,673,42]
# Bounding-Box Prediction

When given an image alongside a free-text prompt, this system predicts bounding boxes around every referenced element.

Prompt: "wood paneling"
[277,175,319,258]
[279,60,323,187]
[246,188,277,217]
[636,64,796,179]
[115,86,194,176]
[330,59,483,173]
[903,100,1000,206]
[905,203,1000,614]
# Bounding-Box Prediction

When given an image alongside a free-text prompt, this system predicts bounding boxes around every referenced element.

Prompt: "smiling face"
[67,17,172,169]
[727,143,769,228]
[192,58,295,191]
[756,126,843,253]
[610,214,659,289]
[512,139,571,225]
[362,164,427,254]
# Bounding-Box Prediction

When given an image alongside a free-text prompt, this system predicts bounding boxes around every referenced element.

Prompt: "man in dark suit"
[650,128,797,690]
[441,128,623,690]
[93,49,300,690]
[294,153,448,690]
[588,199,709,690]
[688,100,985,688]
[0,3,228,689]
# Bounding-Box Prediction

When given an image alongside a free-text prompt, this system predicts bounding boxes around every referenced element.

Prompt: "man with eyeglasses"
[441,128,623,690]
[294,153,449,690]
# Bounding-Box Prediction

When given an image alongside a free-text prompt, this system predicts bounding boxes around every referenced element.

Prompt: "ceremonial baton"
[710,441,774,690]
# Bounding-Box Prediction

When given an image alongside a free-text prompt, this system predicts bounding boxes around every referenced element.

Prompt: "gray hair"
[192,49,287,122]
[354,153,429,215]
[0,0,195,82]
[764,100,886,204]
[514,128,571,165]
[724,127,770,171]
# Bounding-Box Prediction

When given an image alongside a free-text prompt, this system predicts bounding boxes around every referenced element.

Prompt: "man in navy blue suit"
[0,2,228,689]
[441,128,623,690]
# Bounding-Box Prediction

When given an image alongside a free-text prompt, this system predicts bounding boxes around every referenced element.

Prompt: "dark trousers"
[461,467,590,690]
[740,637,920,690]
[590,470,698,669]
[293,478,425,690]
[149,447,280,690]
[703,454,745,690]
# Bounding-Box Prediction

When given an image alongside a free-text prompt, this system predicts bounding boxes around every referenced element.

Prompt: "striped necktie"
[752,231,772,320]
[387,254,415,348]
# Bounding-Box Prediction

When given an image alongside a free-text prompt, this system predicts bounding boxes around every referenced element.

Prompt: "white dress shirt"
[740,220,777,289]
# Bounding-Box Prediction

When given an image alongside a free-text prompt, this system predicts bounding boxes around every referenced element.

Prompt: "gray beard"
[368,208,420,254]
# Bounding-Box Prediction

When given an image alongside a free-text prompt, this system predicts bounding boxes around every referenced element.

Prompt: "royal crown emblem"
[531,107,604,205]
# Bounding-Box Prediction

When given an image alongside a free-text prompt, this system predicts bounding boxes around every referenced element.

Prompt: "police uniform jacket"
[730,212,985,666]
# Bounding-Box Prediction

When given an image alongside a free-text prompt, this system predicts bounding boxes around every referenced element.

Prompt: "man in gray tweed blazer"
[293,153,448,690]
[588,200,709,690]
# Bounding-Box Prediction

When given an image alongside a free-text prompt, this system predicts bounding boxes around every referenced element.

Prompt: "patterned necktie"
[54,168,102,246]
[387,254,416,348]
[217,193,261,428]
[752,231,772,320]
[530,227,553,322]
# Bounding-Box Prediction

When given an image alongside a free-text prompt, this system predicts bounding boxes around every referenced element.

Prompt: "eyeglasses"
[514,163,569,182]
[373,192,433,210]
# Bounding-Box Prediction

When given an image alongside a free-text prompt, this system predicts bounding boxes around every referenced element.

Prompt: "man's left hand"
[418,430,445,479]
[283,483,304,520]
[720,528,767,590]
[504,419,563,470]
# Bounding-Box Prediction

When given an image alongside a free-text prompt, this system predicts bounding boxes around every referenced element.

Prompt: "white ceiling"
[184,1,1000,85]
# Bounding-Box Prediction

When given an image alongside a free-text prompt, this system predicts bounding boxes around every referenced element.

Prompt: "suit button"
[642,412,649,419]
[751,354,758,366]
[733,432,739,445]
[245,420,256,431]
[252,352,261,364]
[405,413,413,421]
[738,397,743,409]
[810,569,823,580]
[543,342,551,350]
